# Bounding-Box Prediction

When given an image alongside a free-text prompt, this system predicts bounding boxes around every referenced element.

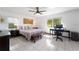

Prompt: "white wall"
[0,17,8,30]
[18,16,39,27]
[36,9,79,33]
[7,17,19,25]
[0,9,33,29]
[0,8,79,33]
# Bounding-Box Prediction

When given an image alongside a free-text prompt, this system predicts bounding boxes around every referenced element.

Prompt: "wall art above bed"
[23,18,33,24]
[0,17,4,23]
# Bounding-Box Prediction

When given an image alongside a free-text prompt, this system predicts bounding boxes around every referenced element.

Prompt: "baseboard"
[44,32,53,35]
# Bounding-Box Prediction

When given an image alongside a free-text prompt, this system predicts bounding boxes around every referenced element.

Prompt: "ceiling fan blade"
[29,10,36,12]
[39,10,46,12]
[34,12,37,14]
[39,12,42,14]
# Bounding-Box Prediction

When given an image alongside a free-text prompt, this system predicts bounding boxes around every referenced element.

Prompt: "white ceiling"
[0,7,79,17]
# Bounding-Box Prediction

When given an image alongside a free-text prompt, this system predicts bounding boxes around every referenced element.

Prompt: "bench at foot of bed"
[30,35,42,43]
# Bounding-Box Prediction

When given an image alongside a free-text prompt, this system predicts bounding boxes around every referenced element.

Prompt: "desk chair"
[54,25,63,41]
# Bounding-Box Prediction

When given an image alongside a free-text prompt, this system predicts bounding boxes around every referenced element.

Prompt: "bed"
[19,27,43,42]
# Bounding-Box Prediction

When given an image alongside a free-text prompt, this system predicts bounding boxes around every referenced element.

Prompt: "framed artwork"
[23,18,33,24]
[0,17,4,23]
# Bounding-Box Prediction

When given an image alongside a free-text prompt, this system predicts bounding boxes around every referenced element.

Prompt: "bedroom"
[0,7,79,51]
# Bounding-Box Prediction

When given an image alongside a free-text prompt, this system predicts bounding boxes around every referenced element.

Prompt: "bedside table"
[10,30,20,37]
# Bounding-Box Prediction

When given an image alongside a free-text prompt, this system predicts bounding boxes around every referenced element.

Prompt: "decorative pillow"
[19,26,23,30]
[25,24,32,29]
[24,26,27,30]
[28,25,32,29]
[19,24,33,30]
[19,26,25,30]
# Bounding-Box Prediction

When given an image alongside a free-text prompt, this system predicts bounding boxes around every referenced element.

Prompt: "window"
[47,17,61,27]
[7,17,19,29]
[53,17,61,26]
[47,19,52,27]
[9,23,17,28]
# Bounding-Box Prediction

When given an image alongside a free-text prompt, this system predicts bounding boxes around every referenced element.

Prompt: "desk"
[50,29,71,39]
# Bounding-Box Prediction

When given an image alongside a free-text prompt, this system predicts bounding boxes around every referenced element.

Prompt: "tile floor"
[10,35,79,51]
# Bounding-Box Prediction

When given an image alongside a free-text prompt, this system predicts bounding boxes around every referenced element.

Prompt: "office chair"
[54,25,63,41]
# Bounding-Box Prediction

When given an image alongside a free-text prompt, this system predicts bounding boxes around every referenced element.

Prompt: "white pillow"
[28,25,32,29]
[19,26,26,30]
[19,24,33,30]
[25,24,32,29]
[19,26,23,30]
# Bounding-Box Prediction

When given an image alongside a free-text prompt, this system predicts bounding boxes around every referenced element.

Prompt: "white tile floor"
[10,35,79,51]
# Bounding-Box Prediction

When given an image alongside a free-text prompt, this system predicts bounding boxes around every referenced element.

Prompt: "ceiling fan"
[29,7,46,14]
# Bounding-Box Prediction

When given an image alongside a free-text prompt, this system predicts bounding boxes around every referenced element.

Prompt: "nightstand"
[10,30,20,37]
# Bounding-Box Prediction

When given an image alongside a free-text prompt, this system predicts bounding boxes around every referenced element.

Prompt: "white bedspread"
[19,29,43,40]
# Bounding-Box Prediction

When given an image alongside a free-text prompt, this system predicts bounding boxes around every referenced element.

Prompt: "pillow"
[19,24,33,30]
[28,25,32,29]
[19,26,25,30]
[24,26,28,30]
[19,26,23,30]
[25,24,32,29]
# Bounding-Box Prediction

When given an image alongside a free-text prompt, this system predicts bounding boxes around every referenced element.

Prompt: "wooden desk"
[50,29,71,39]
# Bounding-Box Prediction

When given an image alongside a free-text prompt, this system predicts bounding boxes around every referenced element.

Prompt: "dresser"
[0,31,10,51]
